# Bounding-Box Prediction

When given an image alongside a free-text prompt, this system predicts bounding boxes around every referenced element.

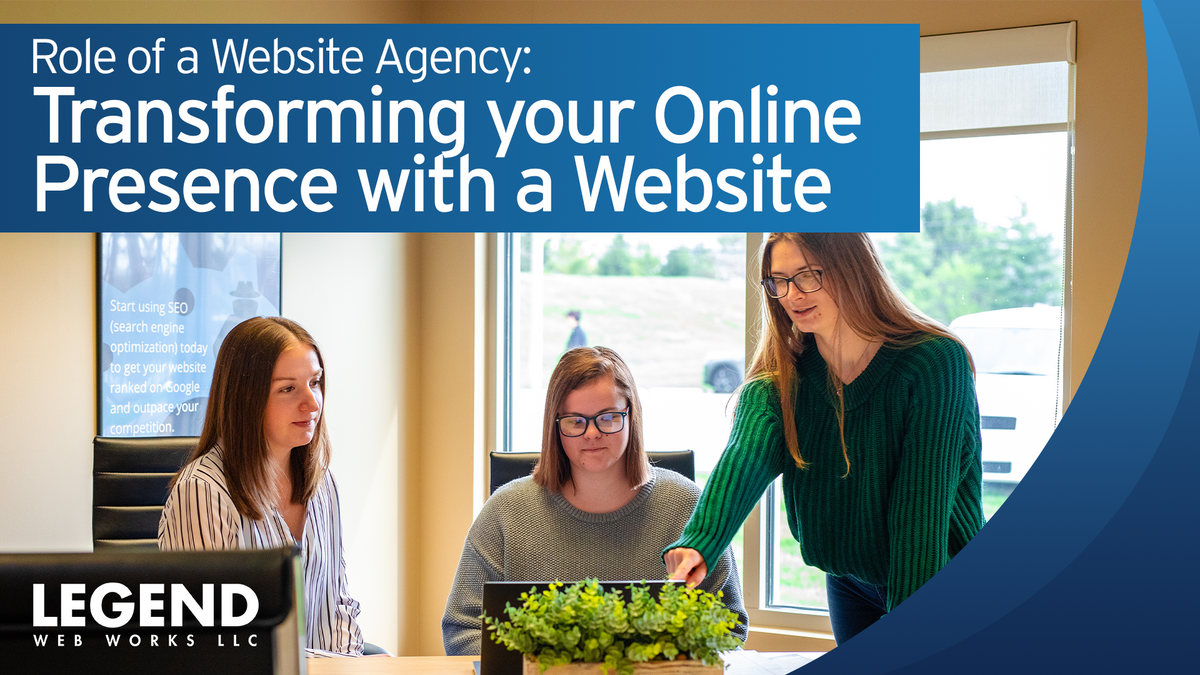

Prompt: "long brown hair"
[532,346,649,492]
[747,233,971,472]
[171,316,331,520]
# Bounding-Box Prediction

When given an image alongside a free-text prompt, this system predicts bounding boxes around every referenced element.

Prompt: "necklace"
[835,339,877,396]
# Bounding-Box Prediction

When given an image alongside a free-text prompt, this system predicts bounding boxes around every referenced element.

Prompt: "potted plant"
[483,579,743,675]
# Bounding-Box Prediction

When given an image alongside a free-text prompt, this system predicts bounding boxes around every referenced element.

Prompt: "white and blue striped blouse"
[158,447,364,655]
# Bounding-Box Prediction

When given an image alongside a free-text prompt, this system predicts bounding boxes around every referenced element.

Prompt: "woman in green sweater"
[665,232,984,644]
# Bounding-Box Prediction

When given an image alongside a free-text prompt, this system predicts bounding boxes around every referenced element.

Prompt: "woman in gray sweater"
[441,346,747,656]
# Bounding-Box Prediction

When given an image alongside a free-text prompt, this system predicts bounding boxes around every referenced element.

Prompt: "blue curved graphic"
[795,1,1199,672]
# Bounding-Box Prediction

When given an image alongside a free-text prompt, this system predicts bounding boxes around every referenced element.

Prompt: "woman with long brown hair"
[441,346,746,656]
[665,233,984,645]
[159,316,363,655]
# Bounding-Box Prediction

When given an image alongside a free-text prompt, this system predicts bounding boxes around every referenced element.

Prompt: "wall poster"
[98,232,281,437]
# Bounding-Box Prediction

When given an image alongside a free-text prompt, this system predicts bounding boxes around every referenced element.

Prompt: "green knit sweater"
[669,336,984,611]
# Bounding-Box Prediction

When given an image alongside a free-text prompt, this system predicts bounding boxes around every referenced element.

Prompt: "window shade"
[920,23,1075,138]
[921,22,1076,72]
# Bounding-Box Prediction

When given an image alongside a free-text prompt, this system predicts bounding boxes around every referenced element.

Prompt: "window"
[491,22,1077,644]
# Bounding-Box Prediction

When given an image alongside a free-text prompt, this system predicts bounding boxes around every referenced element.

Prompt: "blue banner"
[1,24,917,232]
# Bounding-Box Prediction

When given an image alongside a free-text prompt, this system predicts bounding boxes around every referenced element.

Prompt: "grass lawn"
[519,272,747,387]
[982,481,1016,520]
[772,492,828,609]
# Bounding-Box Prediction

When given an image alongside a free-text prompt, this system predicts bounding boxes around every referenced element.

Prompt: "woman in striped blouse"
[159,316,364,656]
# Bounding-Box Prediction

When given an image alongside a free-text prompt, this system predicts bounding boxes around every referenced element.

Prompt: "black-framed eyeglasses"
[761,269,824,299]
[555,410,628,437]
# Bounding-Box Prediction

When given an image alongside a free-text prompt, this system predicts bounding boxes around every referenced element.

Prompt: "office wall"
[413,233,486,655]
[0,0,420,23]
[281,234,411,655]
[0,234,95,552]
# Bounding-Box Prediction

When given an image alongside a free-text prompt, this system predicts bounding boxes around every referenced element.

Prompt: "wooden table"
[306,652,824,675]
[308,656,477,674]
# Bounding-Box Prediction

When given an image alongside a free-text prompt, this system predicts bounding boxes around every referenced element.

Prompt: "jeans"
[826,573,887,645]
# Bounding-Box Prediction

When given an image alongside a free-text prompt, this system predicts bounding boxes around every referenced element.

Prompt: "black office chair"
[489,450,695,495]
[93,436,198,552]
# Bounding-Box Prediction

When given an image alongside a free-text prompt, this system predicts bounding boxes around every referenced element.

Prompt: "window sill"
[745,625,836,652]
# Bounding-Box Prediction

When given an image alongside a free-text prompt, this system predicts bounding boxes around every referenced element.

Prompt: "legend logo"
[33,583,259,628]
[29,582,264,649]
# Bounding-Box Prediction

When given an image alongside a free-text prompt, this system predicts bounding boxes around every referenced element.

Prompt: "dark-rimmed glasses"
[555,410,628,437]
[761,269,824,299]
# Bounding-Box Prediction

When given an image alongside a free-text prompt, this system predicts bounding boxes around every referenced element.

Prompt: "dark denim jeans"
[826,573,888,645]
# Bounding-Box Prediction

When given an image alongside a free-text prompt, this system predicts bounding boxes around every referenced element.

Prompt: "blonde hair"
[171,317,330,520]
[532,346,649,492]
[747,233,972,474]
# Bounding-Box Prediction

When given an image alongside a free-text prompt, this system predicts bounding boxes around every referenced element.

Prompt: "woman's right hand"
[665,547,708,587]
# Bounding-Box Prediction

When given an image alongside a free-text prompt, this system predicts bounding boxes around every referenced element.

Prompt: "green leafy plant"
[482,579,743,675]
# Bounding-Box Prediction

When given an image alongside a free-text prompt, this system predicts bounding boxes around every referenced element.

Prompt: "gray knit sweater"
[441,467,748,656]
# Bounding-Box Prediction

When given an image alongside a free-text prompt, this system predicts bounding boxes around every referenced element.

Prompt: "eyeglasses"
[761,269,824,299]
[555,410,628,437]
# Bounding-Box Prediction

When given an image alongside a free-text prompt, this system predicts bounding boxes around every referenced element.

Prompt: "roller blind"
[920,23,1076,138]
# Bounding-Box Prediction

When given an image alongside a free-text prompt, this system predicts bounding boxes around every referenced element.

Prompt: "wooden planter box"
[523,655,722,675]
